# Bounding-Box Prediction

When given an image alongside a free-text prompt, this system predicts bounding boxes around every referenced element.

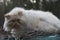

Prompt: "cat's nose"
[12,19,20,22]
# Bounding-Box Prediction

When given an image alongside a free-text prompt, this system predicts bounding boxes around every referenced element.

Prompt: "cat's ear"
[4,14,11,19]
[18,12,23,16]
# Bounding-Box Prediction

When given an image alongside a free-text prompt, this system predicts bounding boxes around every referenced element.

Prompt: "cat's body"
[3,7,60,38]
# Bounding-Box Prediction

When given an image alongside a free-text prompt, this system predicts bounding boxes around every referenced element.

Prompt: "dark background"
[0,0,60,27]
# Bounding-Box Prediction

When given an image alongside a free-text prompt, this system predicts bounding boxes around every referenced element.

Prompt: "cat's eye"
[4,15,11,19]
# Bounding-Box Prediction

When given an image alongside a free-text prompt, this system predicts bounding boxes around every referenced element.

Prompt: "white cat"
[3,7,60,38]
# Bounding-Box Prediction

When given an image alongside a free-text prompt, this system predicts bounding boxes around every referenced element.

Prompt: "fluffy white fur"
[3,7,60,38]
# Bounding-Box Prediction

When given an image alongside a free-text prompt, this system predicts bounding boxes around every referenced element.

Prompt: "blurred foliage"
[0,0,60,26]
